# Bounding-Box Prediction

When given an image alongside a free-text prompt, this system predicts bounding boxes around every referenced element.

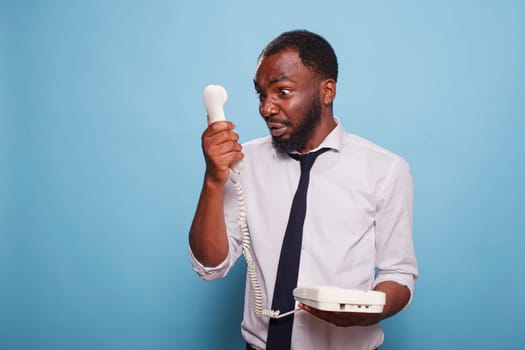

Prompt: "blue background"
[1,1,524,349]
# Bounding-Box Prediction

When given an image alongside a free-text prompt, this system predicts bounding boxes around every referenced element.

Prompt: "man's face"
[254,49,322,154]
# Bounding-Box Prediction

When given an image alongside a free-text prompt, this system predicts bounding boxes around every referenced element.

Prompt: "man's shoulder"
[243,135,272,147]
[343,132,410,168]
[242,136,274,154]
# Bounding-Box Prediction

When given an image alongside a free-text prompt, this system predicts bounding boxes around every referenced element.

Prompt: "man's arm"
[189,177,229,267]
[373,281,411,320]
[300,158,417,327]
[189,120,243,267]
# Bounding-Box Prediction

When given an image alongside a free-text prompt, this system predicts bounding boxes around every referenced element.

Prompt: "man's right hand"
[201,120,244,186]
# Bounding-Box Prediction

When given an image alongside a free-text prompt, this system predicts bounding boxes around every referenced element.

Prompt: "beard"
[271,97,322,154]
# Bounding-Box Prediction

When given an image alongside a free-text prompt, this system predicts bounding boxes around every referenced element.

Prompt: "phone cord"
[233,179,297,319]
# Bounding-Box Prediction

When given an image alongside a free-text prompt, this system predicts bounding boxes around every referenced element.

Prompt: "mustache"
[267,117,292,126]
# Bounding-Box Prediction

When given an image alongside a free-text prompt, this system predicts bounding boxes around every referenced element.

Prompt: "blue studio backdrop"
[1,1,524,349]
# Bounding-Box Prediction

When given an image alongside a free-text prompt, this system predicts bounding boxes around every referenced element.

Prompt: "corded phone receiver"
[203,84,244,173]
[293,286,386,313]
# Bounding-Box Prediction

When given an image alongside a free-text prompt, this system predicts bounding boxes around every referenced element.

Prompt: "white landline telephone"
[203,84,385,318]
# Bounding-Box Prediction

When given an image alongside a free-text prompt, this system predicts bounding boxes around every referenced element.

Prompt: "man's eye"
[256,91,266,101]
[279,88,292,96]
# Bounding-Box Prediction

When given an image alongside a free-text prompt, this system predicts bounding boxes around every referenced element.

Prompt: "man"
[189,30,418,350]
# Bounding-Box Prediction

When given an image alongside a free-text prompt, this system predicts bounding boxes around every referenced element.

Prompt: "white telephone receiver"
[202,84,385,318]
[203,84,243,173]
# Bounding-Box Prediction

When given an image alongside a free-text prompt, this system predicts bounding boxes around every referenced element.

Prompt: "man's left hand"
[298,281,411,327]
[298,303,382,327]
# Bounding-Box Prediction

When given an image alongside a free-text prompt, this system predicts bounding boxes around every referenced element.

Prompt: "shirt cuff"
[189,246,231,281]
[373,272,416,309]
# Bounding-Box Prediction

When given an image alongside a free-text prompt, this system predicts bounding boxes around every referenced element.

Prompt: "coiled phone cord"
[233,178,297,319]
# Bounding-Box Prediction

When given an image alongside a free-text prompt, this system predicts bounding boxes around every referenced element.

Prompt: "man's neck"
[298,113,336,154]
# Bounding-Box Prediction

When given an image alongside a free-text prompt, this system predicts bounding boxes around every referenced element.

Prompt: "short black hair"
[259,30,338,82]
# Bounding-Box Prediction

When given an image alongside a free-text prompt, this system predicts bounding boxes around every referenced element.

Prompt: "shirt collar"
[283,117,345,157]
[314,116,344,153]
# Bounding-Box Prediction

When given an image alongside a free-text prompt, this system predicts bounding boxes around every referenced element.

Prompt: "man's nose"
[260,98,279,118]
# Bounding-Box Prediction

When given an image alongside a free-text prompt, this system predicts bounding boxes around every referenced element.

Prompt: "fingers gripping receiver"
[203,85,243,173]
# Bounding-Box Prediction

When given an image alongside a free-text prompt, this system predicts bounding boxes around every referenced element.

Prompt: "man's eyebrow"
[269,75,296,85]
[253,75,296,89]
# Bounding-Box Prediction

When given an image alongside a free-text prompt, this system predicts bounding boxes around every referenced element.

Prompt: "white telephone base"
[293,286,386,313]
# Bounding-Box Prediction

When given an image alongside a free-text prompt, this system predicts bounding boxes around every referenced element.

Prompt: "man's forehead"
[253,74,296,89]
[254,50,307,84]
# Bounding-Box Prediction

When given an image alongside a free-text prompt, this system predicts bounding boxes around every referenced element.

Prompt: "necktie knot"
[289,147,330,173]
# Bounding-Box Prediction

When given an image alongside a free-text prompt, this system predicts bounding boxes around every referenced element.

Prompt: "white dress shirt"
[190,118,418,350]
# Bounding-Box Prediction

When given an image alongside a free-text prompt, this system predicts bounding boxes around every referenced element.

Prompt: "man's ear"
[320,79,336,106]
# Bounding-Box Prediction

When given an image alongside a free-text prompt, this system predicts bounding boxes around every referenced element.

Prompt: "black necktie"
[266,148,330,350]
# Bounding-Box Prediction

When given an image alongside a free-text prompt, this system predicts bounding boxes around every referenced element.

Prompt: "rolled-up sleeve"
[373,157,418,306]
[189,248,233,280]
